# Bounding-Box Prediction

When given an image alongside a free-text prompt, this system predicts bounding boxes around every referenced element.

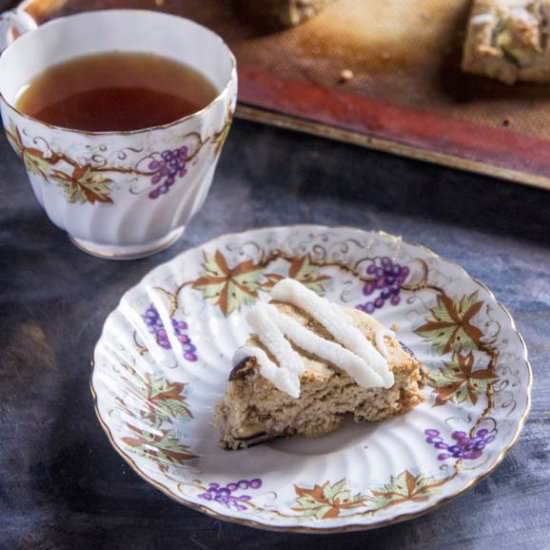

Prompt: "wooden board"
[14,0,550,189]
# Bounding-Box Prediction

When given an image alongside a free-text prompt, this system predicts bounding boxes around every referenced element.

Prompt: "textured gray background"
[0,119,548,549]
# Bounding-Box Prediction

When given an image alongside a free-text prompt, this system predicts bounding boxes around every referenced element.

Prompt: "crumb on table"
[339,69,354,83]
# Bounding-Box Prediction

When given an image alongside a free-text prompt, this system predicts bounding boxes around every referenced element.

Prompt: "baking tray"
[10,0,550,190]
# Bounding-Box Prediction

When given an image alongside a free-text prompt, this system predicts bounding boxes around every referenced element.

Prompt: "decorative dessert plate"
[91,225,532,532]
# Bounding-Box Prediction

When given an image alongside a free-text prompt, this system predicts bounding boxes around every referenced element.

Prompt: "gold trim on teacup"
[0,9,237,136]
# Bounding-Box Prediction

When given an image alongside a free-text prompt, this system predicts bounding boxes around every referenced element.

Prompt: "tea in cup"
[0,9,237,259]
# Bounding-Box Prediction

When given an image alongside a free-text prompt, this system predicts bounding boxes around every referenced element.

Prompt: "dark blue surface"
[1,119,549,549]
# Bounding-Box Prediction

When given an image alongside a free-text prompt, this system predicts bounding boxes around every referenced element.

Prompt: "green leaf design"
[147,372,193,423]
[416,292,484,355]
[367,471,445,510]
[192,250,264,316]
[51,165,113,204]
[22,149,53,181]
[292,472,451,519]
[122,427,194,465]
[263,255,331,295]
[289,255,330,294]
[5,124,54,181]
[428,351,497,406]
[323,478,349,501]
[115,363,195,465]
[293,480,366,519]
[6,123,24,155]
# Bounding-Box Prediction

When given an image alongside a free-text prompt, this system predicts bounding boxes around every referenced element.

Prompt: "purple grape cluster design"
[148,145,188,199]
[357,257,410,314]
[424,428,495,461]
[142,304,197,362]
[198,479,263,511]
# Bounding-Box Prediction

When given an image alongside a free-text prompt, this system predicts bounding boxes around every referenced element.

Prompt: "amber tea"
[15,52,219,132]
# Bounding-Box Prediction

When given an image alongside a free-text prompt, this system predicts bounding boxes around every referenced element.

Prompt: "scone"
[215,279,423,449]
[462,0,550,84]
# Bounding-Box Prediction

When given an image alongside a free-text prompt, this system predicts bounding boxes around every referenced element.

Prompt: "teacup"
[0,9,237,259]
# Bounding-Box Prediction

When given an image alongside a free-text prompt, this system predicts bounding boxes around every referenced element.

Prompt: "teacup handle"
[0,8,37,52]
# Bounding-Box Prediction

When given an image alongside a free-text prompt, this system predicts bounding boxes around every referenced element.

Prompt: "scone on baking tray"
[215,278,423,450]
[462,0,550,84]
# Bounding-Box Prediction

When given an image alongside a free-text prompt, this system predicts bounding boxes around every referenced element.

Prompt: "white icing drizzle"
[247,302,304,378]
[471,13,496,25]
[375,328,396,359]
[264,303,385,388]
[234,346,301,398]
[232,279,403,397]
[271,279,394,387]
[509,6,537,24]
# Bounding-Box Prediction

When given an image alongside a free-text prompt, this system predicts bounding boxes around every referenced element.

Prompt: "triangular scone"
[215,291,424,450]
[462,0,550,84]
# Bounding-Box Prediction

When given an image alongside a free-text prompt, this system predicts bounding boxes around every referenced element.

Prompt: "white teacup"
[0,9,237,259]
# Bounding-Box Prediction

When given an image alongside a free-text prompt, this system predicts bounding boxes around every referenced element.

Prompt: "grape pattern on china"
[198,479,262,510]
[357,257,410,313]
[148,145,188,199]
[142,304,198,362]
[424,429,495,460]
